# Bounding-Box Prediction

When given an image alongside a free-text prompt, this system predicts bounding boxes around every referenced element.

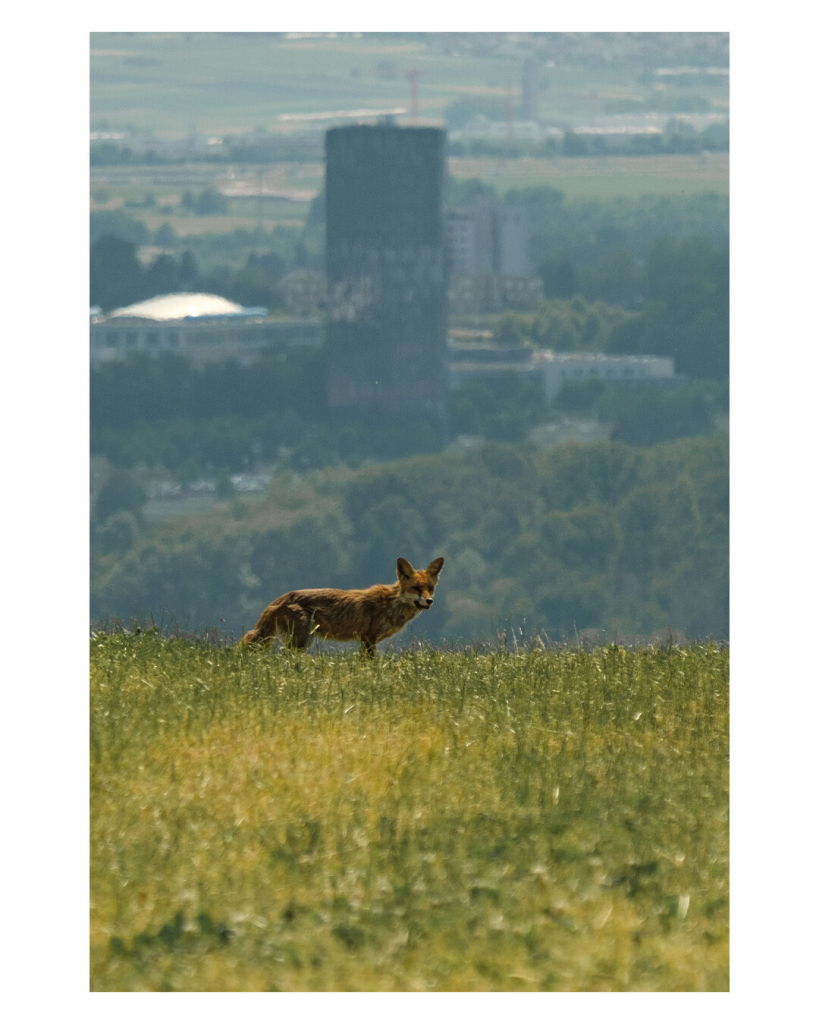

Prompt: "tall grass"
[90,631,728,991]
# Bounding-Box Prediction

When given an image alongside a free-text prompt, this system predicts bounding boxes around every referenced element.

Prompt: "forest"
[91,434,728,643]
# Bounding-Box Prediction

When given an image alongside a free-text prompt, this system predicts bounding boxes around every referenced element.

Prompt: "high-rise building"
[496,206,533,275]
[325,123,448,437]
[445,201,532,277]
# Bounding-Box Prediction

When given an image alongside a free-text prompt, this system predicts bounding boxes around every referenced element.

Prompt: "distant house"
[90,292,321,367]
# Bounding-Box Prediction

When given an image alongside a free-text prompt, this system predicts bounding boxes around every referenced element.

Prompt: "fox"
[239,556,444,657]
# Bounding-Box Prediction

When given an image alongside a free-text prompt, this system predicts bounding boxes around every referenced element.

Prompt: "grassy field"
[90,151,727,249]
[90,163,318,236]
[90,631,729,991]
[448,153,729,200]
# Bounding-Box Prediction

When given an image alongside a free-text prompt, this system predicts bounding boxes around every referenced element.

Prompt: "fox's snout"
[415,596,433,608]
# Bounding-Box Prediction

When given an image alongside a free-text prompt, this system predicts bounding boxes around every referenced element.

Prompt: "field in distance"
[90,151,728,247]
[448,152,729,200]
[90,631,729,992]
[90,33,728,138]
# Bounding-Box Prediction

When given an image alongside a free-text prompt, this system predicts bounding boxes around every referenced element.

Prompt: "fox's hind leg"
[360,635,378,659]
[279,608,314,651]
[239,599,316,651]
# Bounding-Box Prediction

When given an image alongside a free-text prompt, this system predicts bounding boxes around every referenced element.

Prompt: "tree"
[555,376,605,412]
[542,506,618,573]
[94,468,147,525]
[154,222,178,248]
[494,312,529,347]
[642,237,729,378]
[193,187,229,215]
[178,250,201,291]
[142,253,182,298]
[247,250,287,282]
[538,256,579,299]
[90,210,151,247]
[600,383,720,446]
[90,234,144,311]
[94,511,140,554]
[562,130,589,156]
[216,473,236,501]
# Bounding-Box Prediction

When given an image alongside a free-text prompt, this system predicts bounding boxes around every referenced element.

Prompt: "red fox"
[239,557,444,657]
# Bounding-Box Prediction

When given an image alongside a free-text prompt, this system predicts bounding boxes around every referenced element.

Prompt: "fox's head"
[396,556,444,610]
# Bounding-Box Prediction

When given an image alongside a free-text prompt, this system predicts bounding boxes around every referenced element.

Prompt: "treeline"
[451,374,727,447]
[487,233,728,380]
[90,352,726,477]
[90,186,325,312]
[446,122,728,160]
[90,352,444,476]
[92,184,729,297]
[504,186,728,300]
[91,435,729,643]
[91,351,330,475]
[91,120,727,168]
[90,234,302,314]
[90,131,325,167]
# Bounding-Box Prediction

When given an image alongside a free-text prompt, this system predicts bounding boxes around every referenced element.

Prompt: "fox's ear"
[397,557,415,579]
[427,556,444,578]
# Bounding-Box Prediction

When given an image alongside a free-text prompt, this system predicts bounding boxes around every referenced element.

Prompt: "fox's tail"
[238,622,281,647]
[237,595,290,648]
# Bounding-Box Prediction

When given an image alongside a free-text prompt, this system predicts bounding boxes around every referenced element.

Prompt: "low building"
[90,293,322,367]
[533,351,676,403]
[448,343,677,400]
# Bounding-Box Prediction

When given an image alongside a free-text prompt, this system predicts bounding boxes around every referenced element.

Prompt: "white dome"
[109,293,245,320]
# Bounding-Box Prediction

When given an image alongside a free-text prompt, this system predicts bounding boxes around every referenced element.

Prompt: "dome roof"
[109,293,245,320]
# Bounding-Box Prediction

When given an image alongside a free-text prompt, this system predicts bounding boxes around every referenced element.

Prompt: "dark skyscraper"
[325,123,448,437]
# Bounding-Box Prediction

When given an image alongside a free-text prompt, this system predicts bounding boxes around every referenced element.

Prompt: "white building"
[448,348,677,400]
[534,351,676,403]
[90,293,322,367]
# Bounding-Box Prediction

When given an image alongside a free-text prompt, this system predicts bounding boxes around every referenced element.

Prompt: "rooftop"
[109,293,247,321]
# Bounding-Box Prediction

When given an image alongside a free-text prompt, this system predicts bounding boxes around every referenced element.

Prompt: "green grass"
[90,631,728,991]
[448,153,729,201]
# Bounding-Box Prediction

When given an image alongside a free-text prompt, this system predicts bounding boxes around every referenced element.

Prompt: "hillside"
[91,435,728,643]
